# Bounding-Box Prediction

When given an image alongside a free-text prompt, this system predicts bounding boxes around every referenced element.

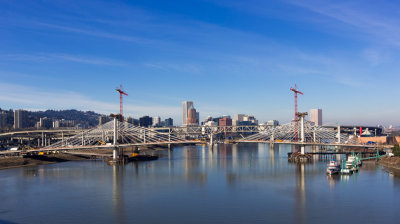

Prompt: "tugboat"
[326,157,341,175]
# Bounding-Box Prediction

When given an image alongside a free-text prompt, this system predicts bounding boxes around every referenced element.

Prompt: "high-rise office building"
[0,111,7,129]
[310,109,322,126]
[164,118,173,127]
[186,105,198,125]
[139,116,153,127]
[14,109,27,129]
[182,101,193,125]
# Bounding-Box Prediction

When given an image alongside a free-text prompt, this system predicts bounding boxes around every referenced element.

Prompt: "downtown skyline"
[1,0,399,126]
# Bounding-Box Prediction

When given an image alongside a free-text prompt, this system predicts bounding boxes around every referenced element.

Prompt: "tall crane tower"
[290,84,303,142]
[116,85,128,122]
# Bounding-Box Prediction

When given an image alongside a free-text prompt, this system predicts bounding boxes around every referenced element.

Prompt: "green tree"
[393,144,400,156]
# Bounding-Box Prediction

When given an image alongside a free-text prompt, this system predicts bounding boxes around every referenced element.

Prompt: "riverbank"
[0,147,161,170]
[377,156,400,171]
[0,153,91,170]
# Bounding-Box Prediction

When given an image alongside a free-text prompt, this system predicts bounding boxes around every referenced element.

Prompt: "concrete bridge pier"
[112,117,119,161]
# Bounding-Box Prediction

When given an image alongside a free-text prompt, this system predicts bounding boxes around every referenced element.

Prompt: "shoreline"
[0,153,93,170]
[377,156,400,172]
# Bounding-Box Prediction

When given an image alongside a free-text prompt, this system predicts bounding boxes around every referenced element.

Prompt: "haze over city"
[1,0,399,126]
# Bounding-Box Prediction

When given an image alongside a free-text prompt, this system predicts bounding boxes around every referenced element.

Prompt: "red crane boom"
[290,84,303,142]
[116,85,128,121]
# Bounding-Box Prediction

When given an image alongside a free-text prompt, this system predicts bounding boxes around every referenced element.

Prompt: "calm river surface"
[0,143,399,224]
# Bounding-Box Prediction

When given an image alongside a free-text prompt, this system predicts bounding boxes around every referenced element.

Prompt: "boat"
[346,153,362,172]
[326,158,341,175]
[340,159,352,174]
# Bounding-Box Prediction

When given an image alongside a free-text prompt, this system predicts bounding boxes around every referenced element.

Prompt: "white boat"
[346,154,362,171]
[326,158,340,175]
[340,167,352,174]
[345,155,356,169]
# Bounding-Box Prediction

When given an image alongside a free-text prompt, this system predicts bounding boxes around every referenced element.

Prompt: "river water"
[0,143,399,224]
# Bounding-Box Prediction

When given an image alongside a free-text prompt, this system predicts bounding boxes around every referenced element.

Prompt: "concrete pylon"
[300,114,305,155]
[113,117,119,160]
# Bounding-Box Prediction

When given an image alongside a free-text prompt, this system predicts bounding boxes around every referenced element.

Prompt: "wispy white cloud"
[144,62,203,74]
[0,82,181,120]
[286,0,400,47]
[0,53,125,66]
[35,22,148,44]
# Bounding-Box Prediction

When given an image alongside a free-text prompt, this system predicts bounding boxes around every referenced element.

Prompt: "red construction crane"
[290,84,303,142]
[116,85,128,121]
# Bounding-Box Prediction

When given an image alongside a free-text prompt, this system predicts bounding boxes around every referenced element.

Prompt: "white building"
[310,109,322,126]
[233,114,258,125]
[153,116,161,126]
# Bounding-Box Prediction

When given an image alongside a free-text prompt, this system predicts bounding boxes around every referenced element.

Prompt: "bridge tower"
[290,84,303,142]
[297,112,308,155]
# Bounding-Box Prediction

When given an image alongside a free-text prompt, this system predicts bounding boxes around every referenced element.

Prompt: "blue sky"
[0,0,399,126]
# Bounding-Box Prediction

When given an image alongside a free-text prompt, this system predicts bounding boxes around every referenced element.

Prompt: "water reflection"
[112,165,126,224]
[1,143,399,224]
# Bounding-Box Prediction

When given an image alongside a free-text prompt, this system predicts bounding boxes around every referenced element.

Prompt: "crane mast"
[116,85,128,122]
[290,84,303,142]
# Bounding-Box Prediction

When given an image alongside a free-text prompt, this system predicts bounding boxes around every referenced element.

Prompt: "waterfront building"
[182,101,193,126]
[219,117,232,126]
[153,116,161,127]
[14,109,27,129]
[164,118,173,127]
[310,109,322,126]
[233,114,258,126]
[139,116,153,127]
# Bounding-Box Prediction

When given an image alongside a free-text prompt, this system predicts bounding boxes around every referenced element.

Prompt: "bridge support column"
[300,145,305,155]
[113,117,119,161]
[337,125,341,144]
[300,115,305,155]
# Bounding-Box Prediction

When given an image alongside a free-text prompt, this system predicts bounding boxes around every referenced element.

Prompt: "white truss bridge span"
[235,121,390,148]
[43,120,203,151]
[20,120,390,153]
